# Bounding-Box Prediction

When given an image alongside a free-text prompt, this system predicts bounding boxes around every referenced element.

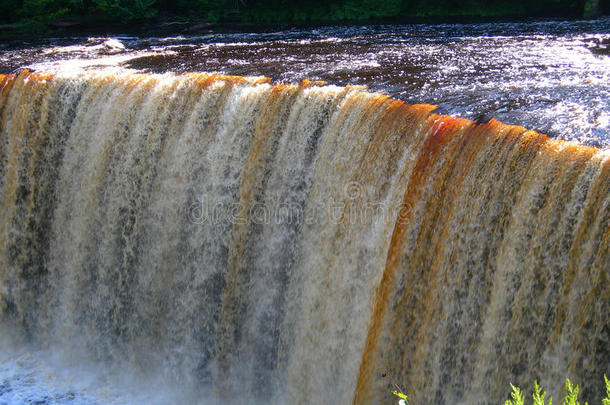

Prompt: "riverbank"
[1,14,608,43]
[1,0,608,41]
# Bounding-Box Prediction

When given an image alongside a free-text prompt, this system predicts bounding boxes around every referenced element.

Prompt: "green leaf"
[602,375,610,405]
[506,383,525,405]
[563,379,581,405]
[392,390,409,401]
[533,380,552,405]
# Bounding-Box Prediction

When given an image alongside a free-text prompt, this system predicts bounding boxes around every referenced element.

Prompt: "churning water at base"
[0,342,179,405]
[0,70,608,404]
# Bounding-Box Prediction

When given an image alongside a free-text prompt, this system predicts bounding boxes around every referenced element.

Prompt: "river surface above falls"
[1,17,610,148]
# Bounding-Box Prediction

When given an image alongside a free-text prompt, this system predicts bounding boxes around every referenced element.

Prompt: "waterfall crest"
[0,70,608,404]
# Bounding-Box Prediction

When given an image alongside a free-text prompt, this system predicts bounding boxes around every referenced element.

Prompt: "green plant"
[393,376,610,405]
[563,378,584,405]
[504,376,610,405]
[601,375,610,405]
[506,383,525,405]
[92,0,157,21]
[392,389,409,402]
[533,380,552,405]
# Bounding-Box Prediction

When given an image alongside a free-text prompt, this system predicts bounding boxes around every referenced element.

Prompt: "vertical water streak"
[0,71,607,405]
[355,120,608,404]
[0,71,58,335]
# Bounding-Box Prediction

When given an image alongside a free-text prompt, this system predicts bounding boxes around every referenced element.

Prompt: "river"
[2,18,609,148]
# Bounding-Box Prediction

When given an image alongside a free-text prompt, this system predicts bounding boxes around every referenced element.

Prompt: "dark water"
[1,17,609,147]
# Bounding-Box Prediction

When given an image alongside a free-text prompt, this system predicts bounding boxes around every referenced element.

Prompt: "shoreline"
[2,13,609,42]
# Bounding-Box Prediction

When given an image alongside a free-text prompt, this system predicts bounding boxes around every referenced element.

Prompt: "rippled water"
[1,17,609,147]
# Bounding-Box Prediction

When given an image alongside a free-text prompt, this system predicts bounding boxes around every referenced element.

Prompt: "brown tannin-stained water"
[0,18,608,405]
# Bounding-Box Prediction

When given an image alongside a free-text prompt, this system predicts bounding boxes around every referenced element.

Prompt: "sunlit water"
[1,18,609,147]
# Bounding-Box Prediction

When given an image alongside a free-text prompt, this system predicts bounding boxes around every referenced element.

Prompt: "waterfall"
[0,70,608,404]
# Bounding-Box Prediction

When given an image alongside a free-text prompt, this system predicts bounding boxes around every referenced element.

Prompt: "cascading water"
[0,69,608,404]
